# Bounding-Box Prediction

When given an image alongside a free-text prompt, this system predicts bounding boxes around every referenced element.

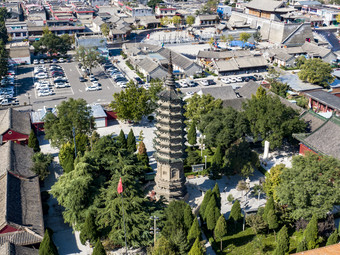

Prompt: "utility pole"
[150,216,159,245]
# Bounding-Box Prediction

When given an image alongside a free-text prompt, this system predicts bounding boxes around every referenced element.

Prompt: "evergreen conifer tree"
[183,204,194,232]
[273,225,289,255]
[92,239,106,255]
[80,213,98,245]
[200,189,212,221]
[267,209,279,239]
[127,128,136,153]
[212,145,223,166]
[210,162,221,180]
[28,129,40,152]
[137,140,149,166]
[263,196,275,223]
[187,121,197,146]
[188,237,204,255]
[187,218,201,244]
[304,214,318,250]
[214,215,227,251]
[229,200,242,222]
[173,229,190,255]
[39,229,58,255]
[212,183,221,210]
[296,238,307,253]
[206,195,220,230]
[118,129,127,148]
[326,230,338,246]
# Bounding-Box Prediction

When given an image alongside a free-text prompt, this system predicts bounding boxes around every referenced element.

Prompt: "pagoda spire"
[165,51,176,90]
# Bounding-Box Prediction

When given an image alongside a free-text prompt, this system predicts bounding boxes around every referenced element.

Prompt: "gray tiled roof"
[302,116,340,160]
[0,109,31,136]
[89,104,107,119]
[246,0,284,12]
[200,86,237,101]
[0,172,44,246]
[0,142,35,178]
[222,98,246,111]
[300,110,327,133]
[197,50,251,59]
[304,90,340,111]
[197,15,219,21]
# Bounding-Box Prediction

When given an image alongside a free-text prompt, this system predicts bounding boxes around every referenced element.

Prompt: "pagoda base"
[154,177,187,202]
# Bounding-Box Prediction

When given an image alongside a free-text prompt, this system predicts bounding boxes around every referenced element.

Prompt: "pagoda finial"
[168,51,173,74]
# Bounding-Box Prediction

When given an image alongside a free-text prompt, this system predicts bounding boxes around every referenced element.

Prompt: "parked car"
[117,81,127,87]
[35,73,48,79]
[39,59,44,64]
[92,81,101,86]
[134,77,144,84]
[201,79,214,86]
[187,80,196,87]
[38,90,53,97]
[79,77,86,82]
[55,82,70,88]
[229,77,237,83]
[85,85,101,91]
[33,59,39,65]
[58,58,65,63]
[221,77,231,84]
[235,77,243,82]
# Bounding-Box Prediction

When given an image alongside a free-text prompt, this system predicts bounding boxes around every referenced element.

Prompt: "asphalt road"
[16,62,122,110]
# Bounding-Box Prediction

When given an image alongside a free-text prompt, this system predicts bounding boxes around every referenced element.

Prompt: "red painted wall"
[2,129,29,144]
[105,111,117,120]
[0,225,18,234]
[299,143,317,155]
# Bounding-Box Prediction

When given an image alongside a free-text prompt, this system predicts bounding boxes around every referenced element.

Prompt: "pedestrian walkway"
[198,217,216,255]
[115,55,137,81]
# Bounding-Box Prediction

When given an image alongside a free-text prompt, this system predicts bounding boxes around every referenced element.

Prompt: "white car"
[85,85,100,91]
[113,74,124,79]
[58,58,65,63]
[39,59,44,64]
[33,59,39,65]
[221,77,231,84]
[179,80,188,88]
[81,67,87,72]
[35,73,48,79]
[229,77,237,83]
[200,80,209,86]
[55,82,70,88]
[117,81,127,87]
[92,81,100,86]
[38,89,53,97]
[36,84,49,90]
[187,80,196,87]
[235,77,243,82]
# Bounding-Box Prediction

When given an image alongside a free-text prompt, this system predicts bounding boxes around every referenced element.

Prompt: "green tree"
[212,182,221,210]
[220,34,227,43]
[296,238,307,252]
[263,164,284,201]
[214,215,227,251]
[276,153,340,220]
[100,23,110,37]
[270,80,290,98]
[58,142,75,173]
[147,0,163,10]
[150,235,176,255]
[80,213,98,245]
[75,46,101,74]
[93,239,106,255]
[243,87,306,149]
[267,209,279,238]
[39,229,58,255]
[0,8,9,44]
[137,140,149,166]
[0,40,8,81]
[127,129,136,153]
[75,133,89,156]
[229,200,242,222]
[187,218,201,244]
[253,31,262,43]
[172,16,181,27]
[28,129,40,152]
[172,229,190,255]
[111,82,152,122]
[118,129,127,149]
[33,29,71,55]
[186,15,195,26]
[326,229,338,246]
[298,58,335,88]
[148,78,164,111]
[273,225,289,255]
[187,121,197,146]
[184,204,194,232]
[304,215,318,250]
[90,131,100,148]
[160,16,171,26]
[188,237,204,255]
[263,196,275,223]
[246,214,267,234]
[31,152,53,180]
[295,55,306,68]
[206,195,220,230]
[44,98,95,148]
[186,147,202,167]
[239,32,251,43]
[240,162,254,179]
[212,145,223,167]
[184,93,222,125]
[200,189,212,220]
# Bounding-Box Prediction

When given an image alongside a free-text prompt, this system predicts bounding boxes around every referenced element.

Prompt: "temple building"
[153,55,187,201]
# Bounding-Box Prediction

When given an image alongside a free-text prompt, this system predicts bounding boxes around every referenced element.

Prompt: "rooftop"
[0,108,31,136]
[304,90,340,111]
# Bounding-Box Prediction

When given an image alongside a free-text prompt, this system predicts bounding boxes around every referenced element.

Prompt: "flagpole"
[121,193,128,255]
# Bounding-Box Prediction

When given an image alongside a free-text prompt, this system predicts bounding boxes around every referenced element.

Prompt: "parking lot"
[16,61,123,110]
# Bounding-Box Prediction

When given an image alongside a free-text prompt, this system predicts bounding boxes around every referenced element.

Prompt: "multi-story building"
[5,21,28,41]
[155,6,177,18]
[117,1,153,17]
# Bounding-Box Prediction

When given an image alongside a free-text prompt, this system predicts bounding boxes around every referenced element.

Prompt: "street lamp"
[200,134,205,157]
[223,187,228,204]
[150,216,159,245]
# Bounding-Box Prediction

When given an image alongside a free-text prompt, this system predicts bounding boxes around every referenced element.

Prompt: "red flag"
[117,177,123,194]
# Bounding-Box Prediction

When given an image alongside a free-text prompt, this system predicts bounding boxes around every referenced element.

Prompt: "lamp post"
[150,216,159,245]
[200,134,205,157]
[245,177,251,203]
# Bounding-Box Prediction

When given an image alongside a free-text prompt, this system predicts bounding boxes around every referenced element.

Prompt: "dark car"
[79,77,86,82]
[135,77,144,84]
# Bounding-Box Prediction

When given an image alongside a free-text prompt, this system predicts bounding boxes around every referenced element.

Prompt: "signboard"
[192,164,204,172]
